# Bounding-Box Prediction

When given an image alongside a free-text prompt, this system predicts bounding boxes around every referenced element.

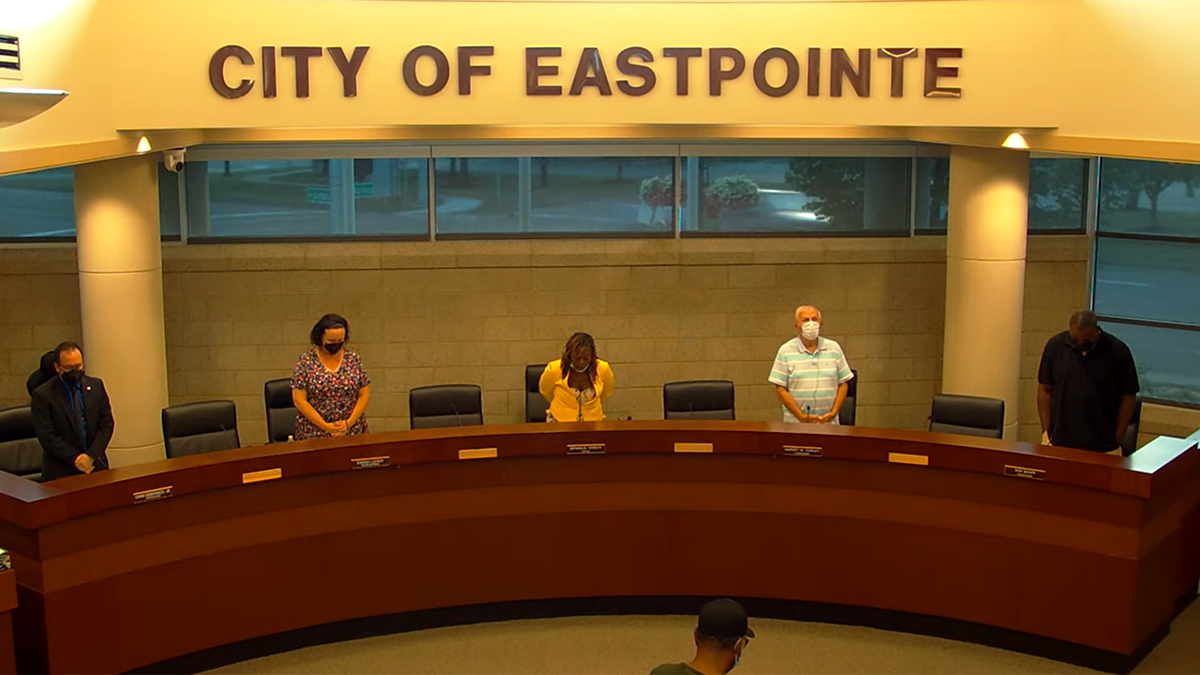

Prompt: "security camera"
[163,149,186,173]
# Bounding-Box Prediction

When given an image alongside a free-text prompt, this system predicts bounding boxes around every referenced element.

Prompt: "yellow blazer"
[538,359,615,422]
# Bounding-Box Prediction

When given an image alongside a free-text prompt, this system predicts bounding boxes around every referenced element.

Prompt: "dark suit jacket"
[31,375,114,481]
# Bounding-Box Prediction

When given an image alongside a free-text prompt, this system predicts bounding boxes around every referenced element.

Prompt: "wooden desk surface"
[0,422,1196,674]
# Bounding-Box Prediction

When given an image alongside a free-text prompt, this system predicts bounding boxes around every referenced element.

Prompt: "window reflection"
[0,167,75,239]
[914,157,1088,232]
[680,157,909,234]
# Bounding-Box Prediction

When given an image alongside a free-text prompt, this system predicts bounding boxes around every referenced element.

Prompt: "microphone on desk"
[450,402,465,427]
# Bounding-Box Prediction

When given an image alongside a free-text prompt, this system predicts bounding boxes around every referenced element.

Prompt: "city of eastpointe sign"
[208,44,964,101]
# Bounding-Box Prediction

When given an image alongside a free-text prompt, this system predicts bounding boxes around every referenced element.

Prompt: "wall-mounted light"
[0,87,68,128]
[136,136,151,153]
[1002,132,1029,149]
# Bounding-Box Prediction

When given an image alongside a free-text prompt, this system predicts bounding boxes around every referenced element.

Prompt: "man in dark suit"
[31,342,114,481]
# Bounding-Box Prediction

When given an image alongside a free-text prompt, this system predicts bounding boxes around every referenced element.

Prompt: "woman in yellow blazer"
[539,332,614,422]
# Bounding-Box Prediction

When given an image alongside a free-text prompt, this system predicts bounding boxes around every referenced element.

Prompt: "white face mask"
[571,362,590,373]
[800,320,820,341]
[732,638,747,670]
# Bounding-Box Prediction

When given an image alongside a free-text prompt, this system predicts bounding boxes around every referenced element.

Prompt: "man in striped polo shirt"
[768,305,854,424]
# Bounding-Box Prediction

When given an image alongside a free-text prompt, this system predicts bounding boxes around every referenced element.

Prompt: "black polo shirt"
[1037,330,1139,452]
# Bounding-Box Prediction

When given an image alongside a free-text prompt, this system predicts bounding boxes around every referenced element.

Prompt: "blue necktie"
[71,386,87,452]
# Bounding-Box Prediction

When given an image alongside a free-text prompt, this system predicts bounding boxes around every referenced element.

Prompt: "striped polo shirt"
[768,337,854,423]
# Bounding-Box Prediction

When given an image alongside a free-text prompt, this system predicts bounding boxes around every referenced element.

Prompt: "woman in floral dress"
[291,314,371,440]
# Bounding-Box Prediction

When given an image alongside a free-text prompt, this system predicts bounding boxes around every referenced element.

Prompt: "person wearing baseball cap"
[650,598,755,675]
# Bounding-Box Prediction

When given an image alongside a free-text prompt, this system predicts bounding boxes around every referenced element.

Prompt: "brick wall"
[0,236,1093,447]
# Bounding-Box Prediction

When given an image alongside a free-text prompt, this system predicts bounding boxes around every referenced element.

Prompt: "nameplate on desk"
[888,452,929,466]
[782,445,823,458]
[674,442,714,454]
[242,468,282,484]
[458,447,498,460]
[1004,465,1046,480]
[352,456,390,469]
[133,486,173,504]
[567,443,606,455]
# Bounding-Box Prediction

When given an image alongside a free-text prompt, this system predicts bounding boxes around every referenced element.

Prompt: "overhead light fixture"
[0,87,68,128]
[136,136,151,153]
[1002,132,1029,149]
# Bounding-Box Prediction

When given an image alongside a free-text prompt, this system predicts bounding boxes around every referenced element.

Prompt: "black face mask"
[323,342,344,355]
[60,369,84,386]
[1069,336,1098,353]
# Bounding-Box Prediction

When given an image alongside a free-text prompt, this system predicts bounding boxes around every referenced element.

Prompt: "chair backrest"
[839,368,859,426]
[1121,395,1143,457]
[26,350,57,396]
[264,378,296,443]
[0,406,43,480]
[928,393,1005,439]
[410,385,484,429]
[663,380,735,420]
[162,400,241,459]
[525,364,547,423]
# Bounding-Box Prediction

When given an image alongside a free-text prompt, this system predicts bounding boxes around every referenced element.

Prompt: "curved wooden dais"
[0,421,1197,674]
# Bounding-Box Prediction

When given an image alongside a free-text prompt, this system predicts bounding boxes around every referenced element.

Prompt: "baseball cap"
[697,598,755,639]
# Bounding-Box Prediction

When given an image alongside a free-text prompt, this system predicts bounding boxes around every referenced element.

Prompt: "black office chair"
[663,380,735,420]
[1121,395,1143,457]
[25,350,57,396]
[264,378,296,443]
[526,364,547,423]
[0,406,43,481]
[410,385,484,429]
[839,368,859,426]
[928,393,1005,440]
[162,400,241,459]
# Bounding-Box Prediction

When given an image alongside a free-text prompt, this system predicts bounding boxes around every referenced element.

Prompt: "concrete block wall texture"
[0,237,1092,448]
[0,249,84,409]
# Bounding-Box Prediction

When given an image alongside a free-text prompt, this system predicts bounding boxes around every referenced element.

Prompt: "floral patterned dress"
[290,349,371,440]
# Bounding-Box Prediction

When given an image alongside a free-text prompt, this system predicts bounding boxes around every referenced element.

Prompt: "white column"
[942,146,1030,440]
[74,155,170,467]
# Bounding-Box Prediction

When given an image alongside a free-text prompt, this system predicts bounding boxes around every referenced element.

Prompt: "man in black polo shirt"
[1037,310,1139,454]
[650,598,754,675]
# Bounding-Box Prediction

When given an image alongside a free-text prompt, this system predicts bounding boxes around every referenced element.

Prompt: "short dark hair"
[53,341,82,365]
[1069,310,1099,331]
[310,314,350,346]
[696,632,741,651]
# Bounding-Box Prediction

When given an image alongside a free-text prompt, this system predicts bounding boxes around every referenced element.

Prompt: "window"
[1029,158,1090,232]
[1094,157,1200,406]
[680,156,909,235]
[0,167,76,240]
[10,143,1100,243]
[185,158,430,240]
[434,156,675,237]
[0,166,184,241]
[433,158,518,235]
[1102,323,1200,407]
[914,157,1089,233]
[158,166,182,241]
